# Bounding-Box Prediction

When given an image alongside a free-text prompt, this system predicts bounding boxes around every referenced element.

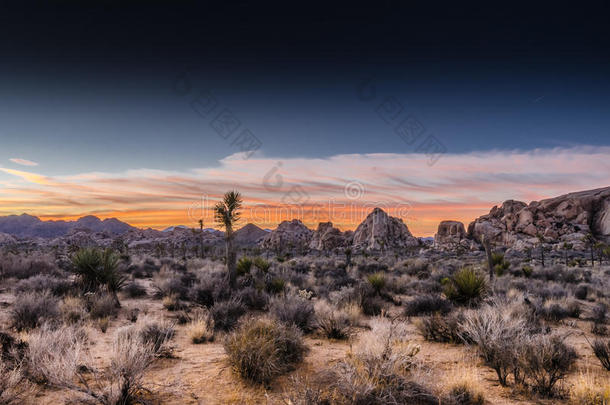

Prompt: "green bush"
[71,248,127,299]
[253,257,271,273]
[366,272,386,295]
[266,277,286,295]
[492,253,510,276]
[521,265,533,277]
[443,268,486,305]
[224,318,306,385]
[236,257,253,276]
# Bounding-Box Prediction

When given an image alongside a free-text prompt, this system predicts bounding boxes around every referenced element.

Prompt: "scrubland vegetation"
[0,228,608,403]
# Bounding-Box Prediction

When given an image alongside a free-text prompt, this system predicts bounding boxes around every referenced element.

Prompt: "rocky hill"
[467,186,610,250]
[309,222,346,251]
[234,223,268,246]
[260,219,313,253]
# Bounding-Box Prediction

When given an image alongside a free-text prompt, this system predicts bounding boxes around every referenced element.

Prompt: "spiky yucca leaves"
[71,248,127,306]
[214,191,243,289]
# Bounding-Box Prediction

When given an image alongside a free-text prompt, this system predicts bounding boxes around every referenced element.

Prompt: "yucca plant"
[443,267,486,305]
[214,191,243,289]
[72,248,127,306]
[236,257,253,276]
[367,272,386,295]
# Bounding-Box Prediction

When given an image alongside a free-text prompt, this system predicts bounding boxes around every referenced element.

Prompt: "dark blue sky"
[1,2,609,175]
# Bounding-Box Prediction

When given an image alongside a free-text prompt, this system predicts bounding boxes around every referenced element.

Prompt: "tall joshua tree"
[214,191,243,289]
[198,219,204,258]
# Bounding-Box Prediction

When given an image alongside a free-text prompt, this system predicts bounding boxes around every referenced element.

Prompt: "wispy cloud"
[9,158,39,167]
[0,146,608,235]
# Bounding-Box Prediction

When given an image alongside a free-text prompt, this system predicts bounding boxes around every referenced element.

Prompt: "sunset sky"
[1,3,609,236]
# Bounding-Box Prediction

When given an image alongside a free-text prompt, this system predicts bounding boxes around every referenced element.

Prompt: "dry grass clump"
[224,318,307,385]
[11,290,60,331]
[14,274,72,296]
[332,317,438,404]
[0,360,33,404]
[570,370,610,405]
[87,292,118,320]
[314,300,353,340]
[186,309,214,343]
[26,322,164,404]
[122,280,147,298]
[589,338,610,371]
[60,296,88,324]
[442,364,485,405]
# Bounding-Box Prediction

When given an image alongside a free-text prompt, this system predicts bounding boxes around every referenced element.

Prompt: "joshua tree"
[481,234,494,282]
[583,233,596,267]
[198,219,205,258]
[536,233,546,267]
[214,190,243,289]
[562,242,573,266]
[344,247,352,267]
[594,242,607,266]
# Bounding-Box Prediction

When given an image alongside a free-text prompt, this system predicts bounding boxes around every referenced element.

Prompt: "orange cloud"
[1,146,609,236]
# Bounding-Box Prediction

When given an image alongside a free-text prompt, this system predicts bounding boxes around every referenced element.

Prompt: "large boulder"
[352,208,419,251]
[309,222,346,251]
[467,186,610,249]
[434,220,466,247]
[260,219,313,253]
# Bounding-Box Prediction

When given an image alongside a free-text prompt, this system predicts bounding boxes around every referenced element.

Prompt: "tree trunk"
[540,245,545,267]
[226,234,236,289]
[482,237,494,282]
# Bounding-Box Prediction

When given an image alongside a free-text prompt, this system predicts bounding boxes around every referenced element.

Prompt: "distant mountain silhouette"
[0,214,135,238]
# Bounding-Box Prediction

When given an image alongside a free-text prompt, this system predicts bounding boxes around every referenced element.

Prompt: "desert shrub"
[152,271,188,299]
[162,294,185,311]
[138,321,175,357]
[333,318,436,404]
[211,298,246,331]
[360,295,387,316]
[236,257,253,276]
[404,294,451,316]
[266,277,286,294]
[98,317,110,333]
[591,303,607,324]
[270,295,315,332]
[87,292,119,319]
[534,299,573,322]
[357,261,389,275]
[417,313,463,343]
[519,333,577,396]
[237,286,269,310]
[590,338,610,370]
[224,318,306,385]
[443,268,486,305]
[14,274,72,296]
[27,323,158,404]
[459,303,527,386]
[314,300,351,340]
[0,360,31,404]
[186,310,214,344]
[0,253,59,280]
[367,272,386,295]
[188,271,226,307]
[407,279,443,294]
[447,383,485,405]
[521,265,533,277]
[11,291,60,331]
[574,284,589,300]
[122,280,147,298]
[60,296,87,324]
[283,374,333,405]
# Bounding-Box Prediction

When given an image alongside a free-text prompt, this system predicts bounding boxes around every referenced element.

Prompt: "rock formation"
[467,186,610,250]
[260,219,313,253]
[434,220,467,246]
[309,222,346,251]
[352,207,419,251]
[0,214,134,238]
[234,223,268,246]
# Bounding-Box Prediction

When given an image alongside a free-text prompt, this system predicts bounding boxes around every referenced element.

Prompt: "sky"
[0,2,609,235]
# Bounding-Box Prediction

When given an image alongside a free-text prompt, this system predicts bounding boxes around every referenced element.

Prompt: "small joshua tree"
[582,233,596,267]
[561,242,572,266]
[214,191,243,289]
[536,233,546,267]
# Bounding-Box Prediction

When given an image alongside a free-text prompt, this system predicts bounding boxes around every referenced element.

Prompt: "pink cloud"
[1,146,608,235]
[9,158,39,167]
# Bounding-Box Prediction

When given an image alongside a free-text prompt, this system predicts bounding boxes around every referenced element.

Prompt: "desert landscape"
[0,187,608,404]
[2,2,610,404]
